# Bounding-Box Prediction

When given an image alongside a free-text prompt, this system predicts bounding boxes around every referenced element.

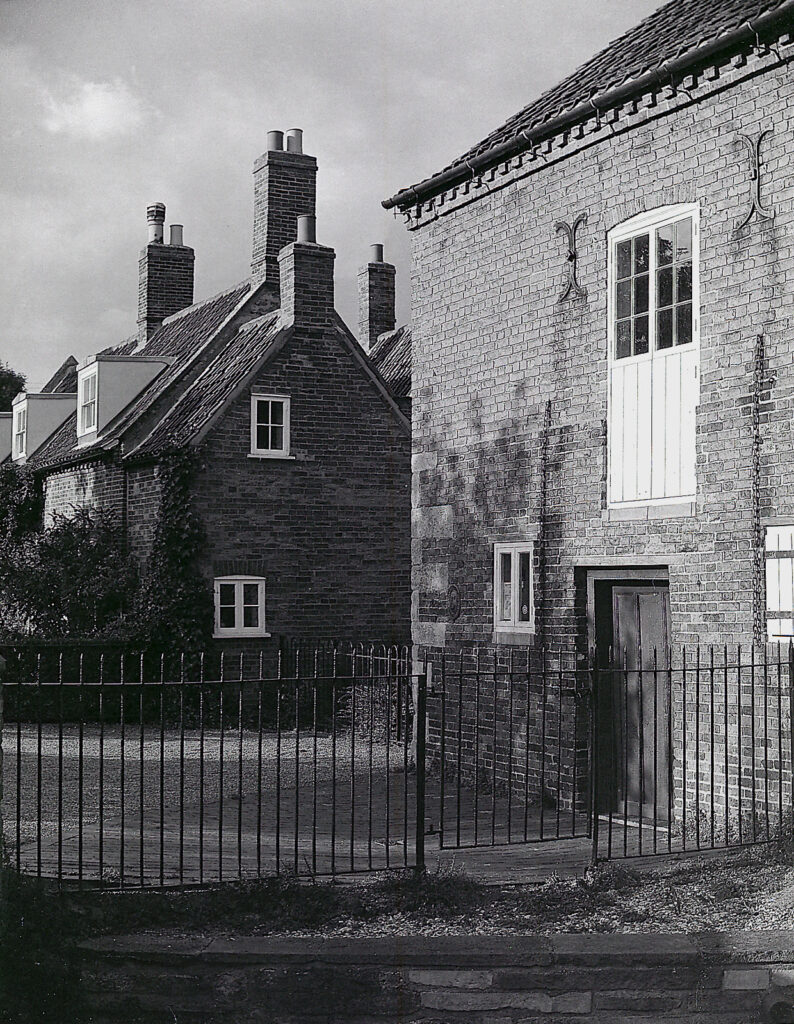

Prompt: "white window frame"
[250,394,290,458]
[607,203,700,508]
[78,370,98,436]
[765,525,794,641]
[213,576,269,638]
[493,543,535,634]
[12,404,27,458]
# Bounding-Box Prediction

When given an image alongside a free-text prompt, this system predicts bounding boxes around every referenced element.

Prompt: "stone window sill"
[603,501,695,522]
[493,630,535,646]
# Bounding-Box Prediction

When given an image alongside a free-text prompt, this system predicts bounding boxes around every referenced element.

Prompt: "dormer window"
[13,405,26,458]
[250,394,290,458]
[79,371,97,434]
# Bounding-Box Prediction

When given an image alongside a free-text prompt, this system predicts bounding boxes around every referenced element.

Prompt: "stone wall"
[79,931,794,1023]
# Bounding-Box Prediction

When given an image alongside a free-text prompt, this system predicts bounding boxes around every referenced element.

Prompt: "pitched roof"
[30,282,252,470]
[385,0,794,209]
[41,355,78,395]
[369,326,411,399]
[130,312,286,458]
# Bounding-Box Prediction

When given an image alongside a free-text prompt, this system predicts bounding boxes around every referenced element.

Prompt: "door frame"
[585,566,670,653]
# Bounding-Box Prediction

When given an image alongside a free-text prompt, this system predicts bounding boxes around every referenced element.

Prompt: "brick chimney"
[137,204,195,341]
[277,215,335,330]
[251,129,317,290]
[357,243,396,350]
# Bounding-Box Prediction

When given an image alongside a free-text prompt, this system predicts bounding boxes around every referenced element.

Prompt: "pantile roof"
[385,0,793,209]
[369,326,411,399]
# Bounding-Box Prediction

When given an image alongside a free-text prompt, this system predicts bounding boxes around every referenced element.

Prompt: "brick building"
[384,1,794,826]
[12,130,411,647]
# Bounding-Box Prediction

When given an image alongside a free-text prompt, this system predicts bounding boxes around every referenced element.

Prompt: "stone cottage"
[12,131,411,647]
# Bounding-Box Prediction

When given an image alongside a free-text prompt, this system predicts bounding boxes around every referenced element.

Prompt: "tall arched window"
[607,204,700,506]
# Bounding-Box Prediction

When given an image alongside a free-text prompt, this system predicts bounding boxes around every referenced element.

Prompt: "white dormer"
[11,392,77,464]
[76,355,170,443]
[0,412,12,462]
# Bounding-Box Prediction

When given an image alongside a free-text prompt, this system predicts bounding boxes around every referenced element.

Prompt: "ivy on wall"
[0,463,43,540]
[136,448,214,653]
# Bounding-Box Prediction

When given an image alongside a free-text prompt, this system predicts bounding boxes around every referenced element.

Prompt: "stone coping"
[80,931,794,967]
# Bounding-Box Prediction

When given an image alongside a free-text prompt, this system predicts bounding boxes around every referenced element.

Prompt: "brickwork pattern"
[409,61,794,654]
[43,458,126,527]
[358,261,396,350]
[195,324,411,643]
[278,242,335,329]
[137,243,195,339]
[251,150,317,288]
[78,933,794,1023]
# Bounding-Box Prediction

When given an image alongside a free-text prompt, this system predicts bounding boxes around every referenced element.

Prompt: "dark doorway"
[592,575,671,821]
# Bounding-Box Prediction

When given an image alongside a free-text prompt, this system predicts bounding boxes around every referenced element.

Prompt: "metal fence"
[0,643,417,888]
[1,641,792,887]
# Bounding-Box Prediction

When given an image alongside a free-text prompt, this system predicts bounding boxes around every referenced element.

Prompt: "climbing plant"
[0,462,42,539]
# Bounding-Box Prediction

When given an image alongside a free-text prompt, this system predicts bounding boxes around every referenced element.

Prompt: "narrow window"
[13,406,26,457]
[79,372,97,434]
[250,395,290,457]
[765,526,794,640]
[213,577,267,637]
[608,204,699,506]
[494,544,534,632]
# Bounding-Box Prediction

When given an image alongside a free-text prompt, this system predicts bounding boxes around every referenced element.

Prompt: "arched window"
[607,204,700,506]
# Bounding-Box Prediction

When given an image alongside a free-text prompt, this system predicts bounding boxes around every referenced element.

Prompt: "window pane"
[633,233,649,274]
[616,320,632,359]
[634,315,649,355]
[243,583,259,606]
[634,274,649,315]
[243,606,259,628]
[256,425,269,450]
[616,280,631,320]
[256,400,270,427]
[270,426,284,451]
[219,583,236,607]
[657,266,673,309]
[518,552,531,622]
[676,303,693,346]
[676,262,692,303]
[220,606,236,628]
[657,308,673,350]
[656,223,674,267]
[270,402,283,425]
[675,217,692,260]
[499,552,512,622]
[616,240,632,280]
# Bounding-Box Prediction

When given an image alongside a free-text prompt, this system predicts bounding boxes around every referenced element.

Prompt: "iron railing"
[0,643,417,888]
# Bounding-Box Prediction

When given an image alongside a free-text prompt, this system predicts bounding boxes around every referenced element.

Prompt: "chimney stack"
[251,128,317,291]
[138,203,195,341]
[358,244,396,350]
[278,215,335,330]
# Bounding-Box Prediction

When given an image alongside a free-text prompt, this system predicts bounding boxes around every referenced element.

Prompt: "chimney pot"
[297,214,316,243]
[147,202,166,243]
[169,224,184,246]
[369,243,384,263]
[266,130,284,152]
[286,128,303,154]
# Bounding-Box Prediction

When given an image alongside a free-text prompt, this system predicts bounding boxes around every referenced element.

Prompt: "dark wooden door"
[605,586,671,821]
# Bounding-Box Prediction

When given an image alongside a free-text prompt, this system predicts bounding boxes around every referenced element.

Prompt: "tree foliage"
[0,508,138,640]
[0,359,26,411]
[0,463,43,538]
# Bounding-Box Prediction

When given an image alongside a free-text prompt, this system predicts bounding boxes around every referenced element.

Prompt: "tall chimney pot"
[297,214,316,243]
[286,128,303,154]
[169,224,184,246]
[266,130,284,152]
[370,243,384,263]
[147,203,166,243]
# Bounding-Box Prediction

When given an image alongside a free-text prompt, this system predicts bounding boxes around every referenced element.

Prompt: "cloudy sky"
[2,0,663,389]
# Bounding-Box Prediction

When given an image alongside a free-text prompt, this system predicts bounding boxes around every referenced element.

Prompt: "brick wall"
[43,457,126,527]
[195,325,411,643]
[251,149,317,288]
[125,463,161,564]
[78,932,794,1023]
[408,57,794,656]
[358,260,396,350]
[137,242,195,339]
